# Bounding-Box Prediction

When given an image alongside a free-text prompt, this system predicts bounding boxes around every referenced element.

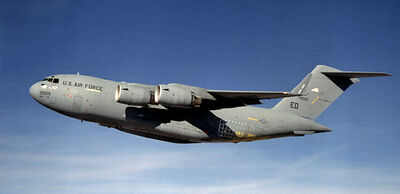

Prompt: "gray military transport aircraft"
[29,65,391,143]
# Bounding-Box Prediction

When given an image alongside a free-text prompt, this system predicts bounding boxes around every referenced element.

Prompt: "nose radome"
[29,83,39,99]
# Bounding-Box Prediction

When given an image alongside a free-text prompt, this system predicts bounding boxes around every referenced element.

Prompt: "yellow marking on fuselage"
[235,131,244,138]
[86,88,101,92]
[235,131,256,138]
[229,135,285,143]
[247,134,256,138]
[311,96,320,104]
[247,117,259,122]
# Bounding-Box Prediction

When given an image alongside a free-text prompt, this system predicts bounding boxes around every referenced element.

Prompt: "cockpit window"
[42,77,59,84]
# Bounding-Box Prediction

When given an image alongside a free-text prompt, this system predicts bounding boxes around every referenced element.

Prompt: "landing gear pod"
[155,84,201,107]
[115,85,155,106]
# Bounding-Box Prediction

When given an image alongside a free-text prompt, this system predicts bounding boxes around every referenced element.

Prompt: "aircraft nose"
[29,83,39,100]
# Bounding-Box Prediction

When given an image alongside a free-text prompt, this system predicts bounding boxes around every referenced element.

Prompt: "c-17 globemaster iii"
[29,65,391,143]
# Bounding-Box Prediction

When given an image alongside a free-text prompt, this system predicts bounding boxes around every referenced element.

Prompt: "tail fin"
[273,65,391,119]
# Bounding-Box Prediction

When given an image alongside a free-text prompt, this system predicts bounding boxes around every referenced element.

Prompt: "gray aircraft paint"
[29,65,391,143]
[274,65,354,119]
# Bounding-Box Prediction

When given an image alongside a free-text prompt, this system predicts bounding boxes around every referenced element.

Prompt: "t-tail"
[273,65,391,120]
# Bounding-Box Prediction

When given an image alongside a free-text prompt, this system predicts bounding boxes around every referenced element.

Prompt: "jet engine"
[115,84,155,106]
[154,84,201,107]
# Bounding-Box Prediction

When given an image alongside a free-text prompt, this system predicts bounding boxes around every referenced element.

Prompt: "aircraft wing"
[207,90,300,100]
[203,90,301,108]
[116,83,301,110]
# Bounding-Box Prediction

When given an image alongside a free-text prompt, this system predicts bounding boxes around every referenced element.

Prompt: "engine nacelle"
[115,84,154,106]
[154,84,201,107]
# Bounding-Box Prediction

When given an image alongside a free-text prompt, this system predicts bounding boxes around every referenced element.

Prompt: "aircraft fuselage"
[29,74,329,143]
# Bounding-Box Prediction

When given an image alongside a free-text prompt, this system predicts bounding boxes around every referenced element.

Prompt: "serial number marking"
[298,96,308,101]
[40,91,51,96]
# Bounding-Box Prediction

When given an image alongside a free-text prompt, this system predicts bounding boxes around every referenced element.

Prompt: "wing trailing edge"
[207,90,301,100]
[200,90,301,109]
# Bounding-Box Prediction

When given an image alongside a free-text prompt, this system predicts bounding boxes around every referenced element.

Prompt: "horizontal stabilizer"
[321,71,392,78]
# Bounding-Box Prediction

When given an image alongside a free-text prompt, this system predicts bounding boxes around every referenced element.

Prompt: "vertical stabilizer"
[273,65,391,119]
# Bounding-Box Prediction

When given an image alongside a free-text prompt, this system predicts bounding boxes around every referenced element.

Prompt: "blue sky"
[1,0,399,193]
